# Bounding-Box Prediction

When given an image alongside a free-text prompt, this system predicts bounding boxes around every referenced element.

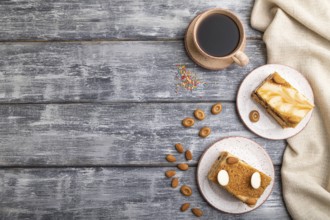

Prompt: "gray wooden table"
[0,1,290,219]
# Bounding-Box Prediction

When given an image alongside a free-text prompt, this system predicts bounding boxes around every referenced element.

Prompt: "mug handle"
[232,51,249,67]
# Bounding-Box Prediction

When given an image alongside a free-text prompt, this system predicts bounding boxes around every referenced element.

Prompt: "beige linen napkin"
[251,0,330,219]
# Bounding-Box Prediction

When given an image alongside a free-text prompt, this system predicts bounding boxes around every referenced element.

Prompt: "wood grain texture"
[0,0,290,218]
[0,102,285,166]
[0,166,289,219]
[0,0,260,41]
[0,40,265,103]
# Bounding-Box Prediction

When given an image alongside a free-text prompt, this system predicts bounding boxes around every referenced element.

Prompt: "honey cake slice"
[207,151,272,207]
[251,72,314,128]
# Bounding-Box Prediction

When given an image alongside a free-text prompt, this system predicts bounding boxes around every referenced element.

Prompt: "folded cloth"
[251,0,330,219]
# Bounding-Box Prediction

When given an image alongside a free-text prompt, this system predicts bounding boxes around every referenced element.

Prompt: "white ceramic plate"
[197,137,274,214]
[237,64,314,140]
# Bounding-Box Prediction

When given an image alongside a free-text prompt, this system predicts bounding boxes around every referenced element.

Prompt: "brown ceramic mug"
[192,8,249,67]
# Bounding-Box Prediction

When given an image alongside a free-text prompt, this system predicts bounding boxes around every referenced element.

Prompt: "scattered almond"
[166,154,176,163]
[211,103,222,115]
[165,170,176,178]
[199,126,211,138]
[192,208,203,217]
[177,163,189,171]
[194,109,206,120]
[182,117,195,127]
[175,143,184,153]
[180,185,192,196]
[180,203,190,212]
[185,150,193,160]
[246,198,257,206]
[226,157,238,164]
[171,178,179,188]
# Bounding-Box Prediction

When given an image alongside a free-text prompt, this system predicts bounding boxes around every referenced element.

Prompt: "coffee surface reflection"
[197,14,240,57]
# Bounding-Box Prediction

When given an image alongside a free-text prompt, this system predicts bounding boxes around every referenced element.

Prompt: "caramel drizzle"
[257,85,313,118]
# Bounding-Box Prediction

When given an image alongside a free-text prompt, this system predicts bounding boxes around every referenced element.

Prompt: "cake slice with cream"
[252,72,314,128]
[207,151,272,207]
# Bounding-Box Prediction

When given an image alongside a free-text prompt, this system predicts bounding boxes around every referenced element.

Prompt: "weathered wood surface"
[0,102,285,166]
[0,0,290,218]
[0,0,260,41]
[0,40,265,103]
[0,166,289,219]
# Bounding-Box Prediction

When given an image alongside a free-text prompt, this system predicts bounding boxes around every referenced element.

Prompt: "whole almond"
[199,126,211,138]
[165,170,176,178]
[180,203,190,212]
[166,154,176,162]
[226,157,239,164]
[194,109,205,120]
[180,185,192,196]
[185,150,193,160]
[249,110,260,122]
[246,198,257,206]
[171,178,179,188]
[182,117,195,127]
[211,103,222,115]
[192,208,203,217]
[177,163,189,171]
[175,143,184,153]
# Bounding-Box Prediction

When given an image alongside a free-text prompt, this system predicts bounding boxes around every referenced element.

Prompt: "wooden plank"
[0,166,289,219]
[0,0,260,41]
[0,102,285,166]
[0,40,265,103]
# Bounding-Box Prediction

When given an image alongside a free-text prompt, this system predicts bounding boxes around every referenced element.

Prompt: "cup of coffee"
[189,8,249,68]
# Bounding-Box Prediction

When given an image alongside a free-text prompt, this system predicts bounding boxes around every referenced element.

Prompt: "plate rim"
[236,63,314,140]
[196,136,275,214]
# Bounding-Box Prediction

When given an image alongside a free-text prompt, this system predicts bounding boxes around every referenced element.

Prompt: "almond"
[192,208,203,217]
[211,103,222,115]
[180,203,190,212]
[194,109,206,120]
[166,154,176,163]
[182,117,195,127]
[199,126,211,138]
[171,178,179,188]
[249,110,260,122]
[177,163,189,171]
[180,185,192,196]
[217,170,229,186]
[226,157,238,164]
[251,172,261,189]
[246,198,257,206]
[185,150,193,160]
[175,143,184,153]
[165,170,176,178]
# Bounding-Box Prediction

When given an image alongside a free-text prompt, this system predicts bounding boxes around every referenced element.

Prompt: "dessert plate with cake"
[197,137,274,213]
[237,64,314,140]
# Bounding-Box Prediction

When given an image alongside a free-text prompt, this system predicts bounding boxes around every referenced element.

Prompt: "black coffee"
[197,14,240,57]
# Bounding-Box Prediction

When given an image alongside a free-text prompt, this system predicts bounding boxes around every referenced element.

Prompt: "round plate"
[237,64,314,140]
[184,14,245,70]
[197,137,274,214]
